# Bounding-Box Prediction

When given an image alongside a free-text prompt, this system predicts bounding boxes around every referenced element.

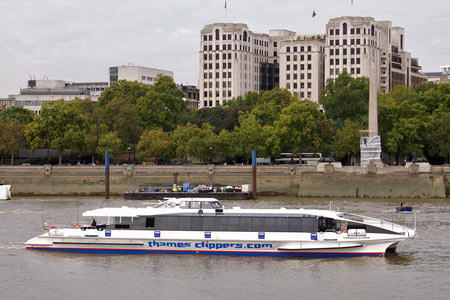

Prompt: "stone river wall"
[0,164,449,198]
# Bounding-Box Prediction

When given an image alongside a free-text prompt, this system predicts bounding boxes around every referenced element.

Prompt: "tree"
[138,129,173,160]
[136,75,187,132]
[0,106,35,124]
[251,102,283,127]
[0,120,27,165]
[233,113,271,162]
[96,132,122,160]
[171,123,217,162]
[378,86,429,164]
[25,100,88,165]
[425,112,450,163]
[320,71,369,122]
[332,120,361,165]
[272,101,333,161]
[98,80,150,107]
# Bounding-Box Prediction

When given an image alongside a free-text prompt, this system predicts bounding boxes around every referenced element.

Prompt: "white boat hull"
[0,185,11,200]
[25,228,407,258]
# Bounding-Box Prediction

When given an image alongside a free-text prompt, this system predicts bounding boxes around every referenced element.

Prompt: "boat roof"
[81,197,341,219]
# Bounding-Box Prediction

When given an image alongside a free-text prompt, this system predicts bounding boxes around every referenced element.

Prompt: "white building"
[279,35,326,102]
[13,79,108,114]
[325,17,426,93]
[109,65,173,86]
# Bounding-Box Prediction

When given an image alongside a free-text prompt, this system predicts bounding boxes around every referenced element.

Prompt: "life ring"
[50,226,56,229]
[341,227,348,233]
[73,223,81,229]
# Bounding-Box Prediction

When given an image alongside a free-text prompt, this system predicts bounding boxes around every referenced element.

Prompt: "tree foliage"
[320,71,369,122]
[138,129,173,159]
[332,120,362,164]
[0,106,35,124]
[25,100,88,165]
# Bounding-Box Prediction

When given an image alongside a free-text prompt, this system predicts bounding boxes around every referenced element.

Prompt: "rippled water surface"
[1,196,449,300]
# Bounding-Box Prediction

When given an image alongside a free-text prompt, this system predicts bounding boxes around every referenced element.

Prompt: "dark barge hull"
[123,192,252,200]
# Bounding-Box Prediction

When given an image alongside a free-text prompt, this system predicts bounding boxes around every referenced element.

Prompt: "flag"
[225,0,227,9]
[312,10,316,18]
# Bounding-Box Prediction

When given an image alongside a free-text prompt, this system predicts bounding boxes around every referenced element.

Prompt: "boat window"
[179,216,192,230]
[203,216,215,230]
[288,218,302,231]
[264,217,277,231]
[191,216,203,231]
[114,216,120,224]
[201,202,213,209]
[252,217,264,231]
[167,216,180,230]
[240,216,252,231]
[179,201,188,208]
[189,201,201,209]
[318,217,337,232]
[227,217,240,231]
[215,216,228,231]
[146,217,155,228]
[276,218,289,232]
[211,201,222,209]
[121,217,132,224]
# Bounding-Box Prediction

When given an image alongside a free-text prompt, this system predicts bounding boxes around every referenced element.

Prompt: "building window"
[294,46,298,52]
[330,29,334,35]
[307,54,311,61]
[336,69,340,75]
[343,48,347,55]
[216,72,220,78]
[307,64,311,70]
[204,91,208,97]
[216,63,220,69]
[330,59,334,65]
[294,64,298,71]
[343,58,347,65]
[204,73,208,79]
[209,35,212,41]
[351,39,355,45]
[335,49,340,55]
[335,29,340,35]
[215,29,220,40]
[335,59,339,65]
[287,46,291,52]
[274,41,278,47]
[307,82,312,88]
[203,45,207,51]
[351,58,355,64]
[294,55,298,61]
[335,40,340,46]
[356,39,360,45]
[287,65,291,71]
[286,83,290,89]
[343,39,347,45]
[286,74,290,80]
[223,34,226,40]
[351,68,355,74]
[330,49,334,55]
[356,48,360,54]
[203,35,207,41]
[300,55,304,61]
[307,46,311,52]
[356,68,360,74]
[301,74,305,79]
[204,63,208,70]
[215,45,219,50]
[300,64,305,70]
[287,55,290,62]
[356,58,360,64]
[350,28,355,35]
[343,23,347,35]
[274,51,278,57]
[330,40,334,46]
[209,73,212,79]
[351,48,355,55]
[294,74,297,80]
[307,73,312,79]
[203,82,207,88]
[330,69,334,75]
[357,28,360,34]
[293,82,298,89]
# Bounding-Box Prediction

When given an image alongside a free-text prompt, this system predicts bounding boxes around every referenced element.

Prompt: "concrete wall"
[0,164,448,198]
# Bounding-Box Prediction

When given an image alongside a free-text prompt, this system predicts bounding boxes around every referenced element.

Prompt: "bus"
[275,153,322,166]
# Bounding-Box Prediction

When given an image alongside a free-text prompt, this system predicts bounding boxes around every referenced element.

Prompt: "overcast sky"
[0,0,448,97]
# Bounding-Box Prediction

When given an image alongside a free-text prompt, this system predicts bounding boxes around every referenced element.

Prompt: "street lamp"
[128,147,131,163]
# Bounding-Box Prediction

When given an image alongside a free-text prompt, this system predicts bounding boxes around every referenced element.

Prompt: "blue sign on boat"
[258,232,265,239]
[205,232,211,238]
[311,233,318,240]
[154,231,161,238]
[105,230,111,237]
[182,182,189,192]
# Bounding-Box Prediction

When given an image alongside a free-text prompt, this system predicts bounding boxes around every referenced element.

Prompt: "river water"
[1,196,449,300]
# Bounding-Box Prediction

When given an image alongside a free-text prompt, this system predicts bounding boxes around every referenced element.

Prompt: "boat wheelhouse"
[25,198,416,258]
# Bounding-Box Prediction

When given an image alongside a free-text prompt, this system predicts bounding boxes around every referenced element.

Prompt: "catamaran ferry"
[25,198,416,258]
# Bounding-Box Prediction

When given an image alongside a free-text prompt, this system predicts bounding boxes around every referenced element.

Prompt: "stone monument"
[360,50,382,167]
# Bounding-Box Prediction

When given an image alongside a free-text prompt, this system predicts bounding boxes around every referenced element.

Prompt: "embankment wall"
[0,165,449,198]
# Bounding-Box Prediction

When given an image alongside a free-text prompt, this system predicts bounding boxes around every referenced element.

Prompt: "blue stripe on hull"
[27,247,383,258]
